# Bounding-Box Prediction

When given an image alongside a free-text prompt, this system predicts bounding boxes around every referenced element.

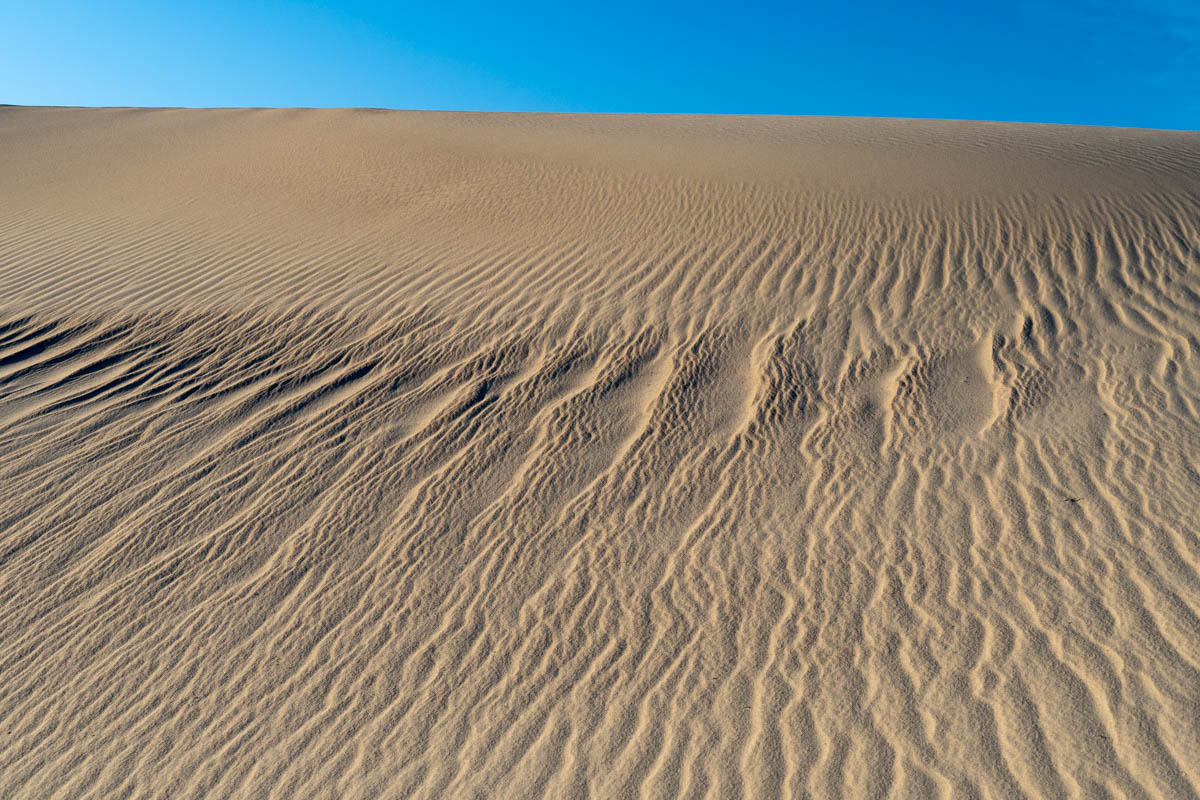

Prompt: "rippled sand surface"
[2,107,1199,798]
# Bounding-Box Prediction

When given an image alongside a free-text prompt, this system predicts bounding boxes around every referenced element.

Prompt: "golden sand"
[1,107,1198,798]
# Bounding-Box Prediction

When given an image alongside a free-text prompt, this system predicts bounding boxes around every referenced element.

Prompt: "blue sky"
[2,1,1197,129]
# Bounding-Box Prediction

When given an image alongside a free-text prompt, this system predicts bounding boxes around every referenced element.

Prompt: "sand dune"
[1,106,1199,798]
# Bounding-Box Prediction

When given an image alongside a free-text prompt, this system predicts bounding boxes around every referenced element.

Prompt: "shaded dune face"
[1,108,1199,798]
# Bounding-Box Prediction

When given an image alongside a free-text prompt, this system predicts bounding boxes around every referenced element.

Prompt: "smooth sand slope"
[1,107,1199,799]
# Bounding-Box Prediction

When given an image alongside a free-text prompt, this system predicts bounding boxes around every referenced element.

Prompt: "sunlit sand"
[2,106,1198,798]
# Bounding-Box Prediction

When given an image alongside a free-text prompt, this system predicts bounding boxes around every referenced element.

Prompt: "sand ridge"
[1,107,1199,798]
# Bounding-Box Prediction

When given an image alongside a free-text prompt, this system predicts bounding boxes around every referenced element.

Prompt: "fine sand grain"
[1,106,1199,798]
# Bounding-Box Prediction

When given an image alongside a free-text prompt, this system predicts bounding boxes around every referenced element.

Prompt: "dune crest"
[1,107,1199,798]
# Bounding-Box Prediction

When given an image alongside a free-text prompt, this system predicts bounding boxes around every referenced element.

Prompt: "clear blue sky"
[2,1,1198,129]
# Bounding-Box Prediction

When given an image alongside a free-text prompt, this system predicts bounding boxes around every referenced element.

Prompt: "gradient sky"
[2,1,1198,129]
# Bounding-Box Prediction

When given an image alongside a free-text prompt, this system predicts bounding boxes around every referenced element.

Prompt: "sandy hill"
[1,106,1199,799]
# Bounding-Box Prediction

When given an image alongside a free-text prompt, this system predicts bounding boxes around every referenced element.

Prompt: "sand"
[1,106,1198,798]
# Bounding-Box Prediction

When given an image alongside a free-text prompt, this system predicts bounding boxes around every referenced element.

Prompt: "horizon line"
[5,105,1198,134]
